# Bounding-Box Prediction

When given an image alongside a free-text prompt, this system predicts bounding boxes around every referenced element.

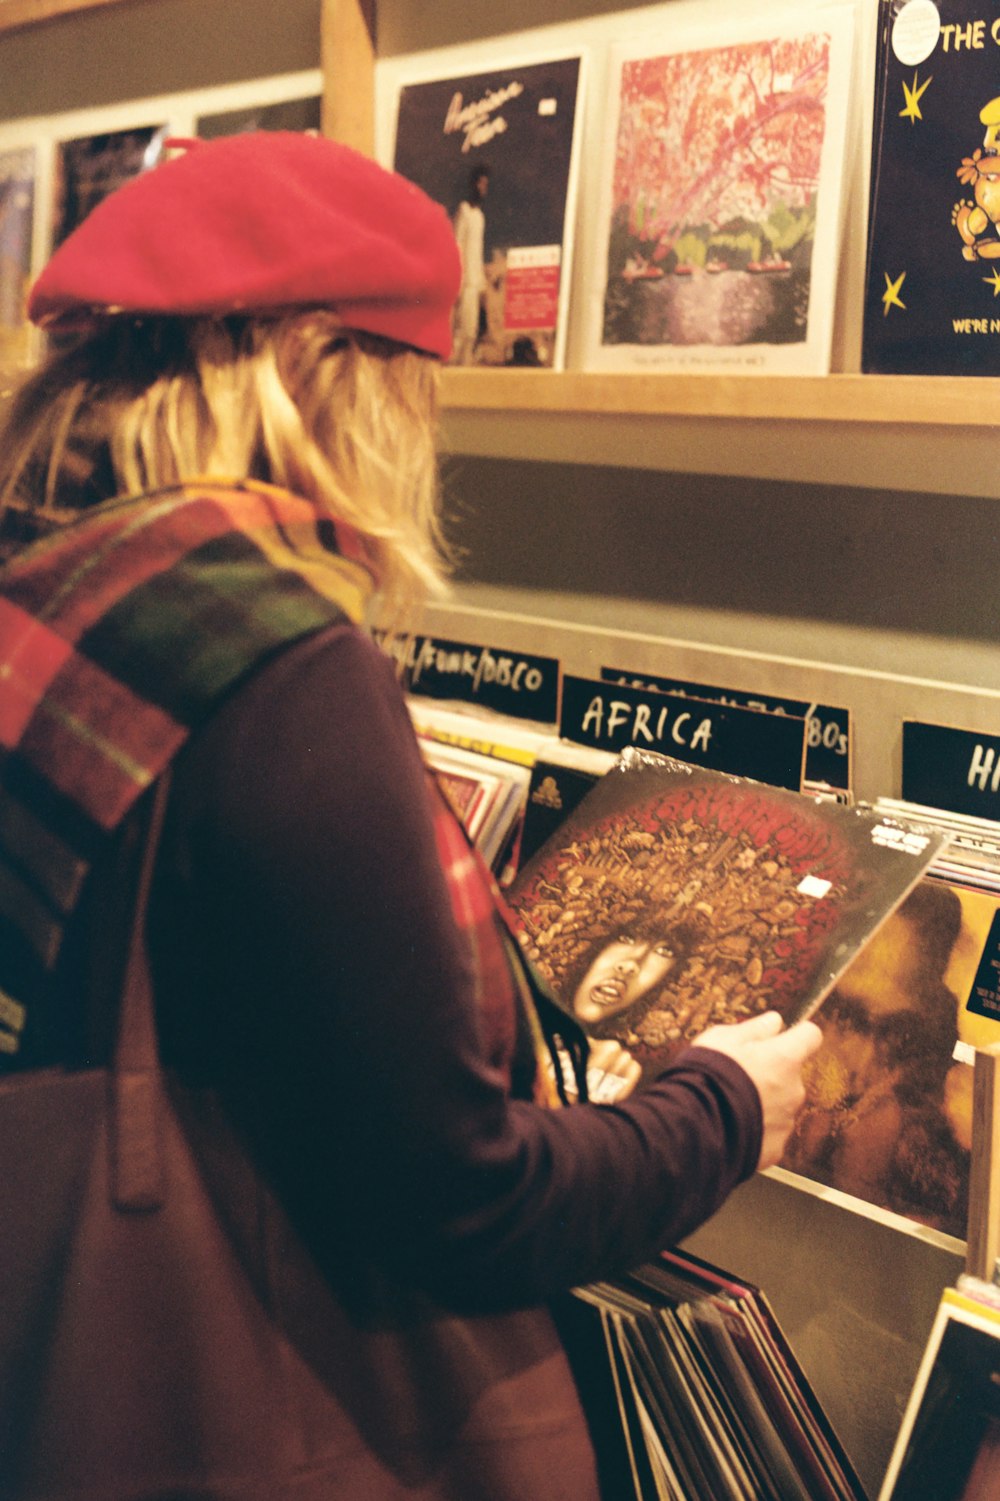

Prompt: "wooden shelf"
[440,369,1000,428]
[438,368,1000,495]
[0,0,130,32]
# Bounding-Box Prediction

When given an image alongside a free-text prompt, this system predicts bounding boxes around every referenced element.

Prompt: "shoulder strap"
[109,772,172,1213]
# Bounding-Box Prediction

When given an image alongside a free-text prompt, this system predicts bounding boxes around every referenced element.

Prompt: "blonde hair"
[0,311,450,628]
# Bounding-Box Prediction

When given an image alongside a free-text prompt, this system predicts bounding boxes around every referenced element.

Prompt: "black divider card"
[967,908,1000,1027]
[601,667,851,793]
[381,633,560,724]
[902,721,1000,823]
[518,760,602,869]
[560,675,806,790]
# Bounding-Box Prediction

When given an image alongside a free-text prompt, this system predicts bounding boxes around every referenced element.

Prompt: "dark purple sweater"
[146,621,761,1315]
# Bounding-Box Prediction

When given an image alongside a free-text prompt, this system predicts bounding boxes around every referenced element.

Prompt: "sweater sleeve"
[152,623,762,1313]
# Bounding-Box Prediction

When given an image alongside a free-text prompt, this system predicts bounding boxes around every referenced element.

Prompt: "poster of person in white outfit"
[452,163,490,365]
[388,53,584,369]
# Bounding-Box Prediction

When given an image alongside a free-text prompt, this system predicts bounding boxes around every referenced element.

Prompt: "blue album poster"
[0,146,35,366]
[863,0,1000,373]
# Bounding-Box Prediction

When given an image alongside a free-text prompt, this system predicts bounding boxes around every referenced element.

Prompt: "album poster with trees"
[508,749,946,1087]
[580,6,855,374]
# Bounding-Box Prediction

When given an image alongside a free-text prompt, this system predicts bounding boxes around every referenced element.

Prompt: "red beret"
[28,132,461,359]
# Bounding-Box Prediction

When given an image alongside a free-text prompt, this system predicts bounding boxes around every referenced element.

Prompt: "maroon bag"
[0,778,606,1501]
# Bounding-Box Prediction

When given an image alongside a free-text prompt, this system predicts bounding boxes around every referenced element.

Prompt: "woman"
[0,132,819,1499]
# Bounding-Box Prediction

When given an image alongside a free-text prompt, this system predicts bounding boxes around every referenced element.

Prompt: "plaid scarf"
[0,479,576,1101]
[429,788,588,1108]
[0,480,373,1065]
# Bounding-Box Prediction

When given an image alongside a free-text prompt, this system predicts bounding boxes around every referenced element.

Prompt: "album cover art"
[0,146,35,368]
[52,124,167,248]
[391,52,583,369]
[863,0,1000,374]
[781,878,1000,1241]
[879,1287,1000,1500]
[508,749,947,1083]
[582,8,854,374]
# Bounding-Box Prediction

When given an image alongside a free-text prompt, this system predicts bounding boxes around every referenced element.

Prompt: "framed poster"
[581,6,855,375]
[0,145,35,367]
[389,50,585,369]
[52,123,167,248]
[862,0,1000,375]
[196,94,321,140]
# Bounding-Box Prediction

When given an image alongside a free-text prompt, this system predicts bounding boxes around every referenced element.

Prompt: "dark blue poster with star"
[863,0,1000,373]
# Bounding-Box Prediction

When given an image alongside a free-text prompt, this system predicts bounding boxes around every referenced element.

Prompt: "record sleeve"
[780,873,1000,1241]
[390,51,584,370]
[580,6,855,375]
[577,1246,865,1501]
[862,0,1000,374]
[507,748,948,1082]
[879,1286,1000,1499]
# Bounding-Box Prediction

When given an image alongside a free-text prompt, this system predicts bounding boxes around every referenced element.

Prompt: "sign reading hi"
[902,721,1000,821]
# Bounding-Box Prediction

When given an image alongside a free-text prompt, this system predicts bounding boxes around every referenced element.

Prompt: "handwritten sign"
[902,721,1000,822]
[601,666,851,792]
[560,675,806,790]
[381,632,560,723]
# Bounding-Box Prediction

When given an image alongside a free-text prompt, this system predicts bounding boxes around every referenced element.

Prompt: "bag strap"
[109,771,172,1213]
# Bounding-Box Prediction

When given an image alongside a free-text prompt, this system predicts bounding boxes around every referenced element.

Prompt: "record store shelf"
[439,370,1000,497]
[441,369,1000,424]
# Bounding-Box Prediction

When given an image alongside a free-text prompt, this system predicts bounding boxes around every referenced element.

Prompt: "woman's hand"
[691,1011,822,1170]
[585,1039,643,1103]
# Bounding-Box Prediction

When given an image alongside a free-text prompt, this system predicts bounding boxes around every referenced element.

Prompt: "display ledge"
[440,369,1000,425]
[0,0,125,30]
[438,370,1000,496]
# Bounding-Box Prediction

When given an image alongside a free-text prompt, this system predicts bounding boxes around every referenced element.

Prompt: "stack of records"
[417,734,532,874]
[408,697,615,881]
[875,797,1000,899]
[574,1249,866,1501]
[877,1279,1000,1499]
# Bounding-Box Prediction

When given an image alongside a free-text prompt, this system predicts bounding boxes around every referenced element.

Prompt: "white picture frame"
[379,44,587,371]
[0,67,322,362]
[578,5,856,376]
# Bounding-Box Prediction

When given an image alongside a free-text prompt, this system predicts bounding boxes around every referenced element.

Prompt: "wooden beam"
[967,1043,1000,1283]
[320,0,375,155]
[0,0,132,32]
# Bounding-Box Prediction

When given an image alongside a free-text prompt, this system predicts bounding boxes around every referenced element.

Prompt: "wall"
[0,0,321,118]
[443,456,1000,694]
